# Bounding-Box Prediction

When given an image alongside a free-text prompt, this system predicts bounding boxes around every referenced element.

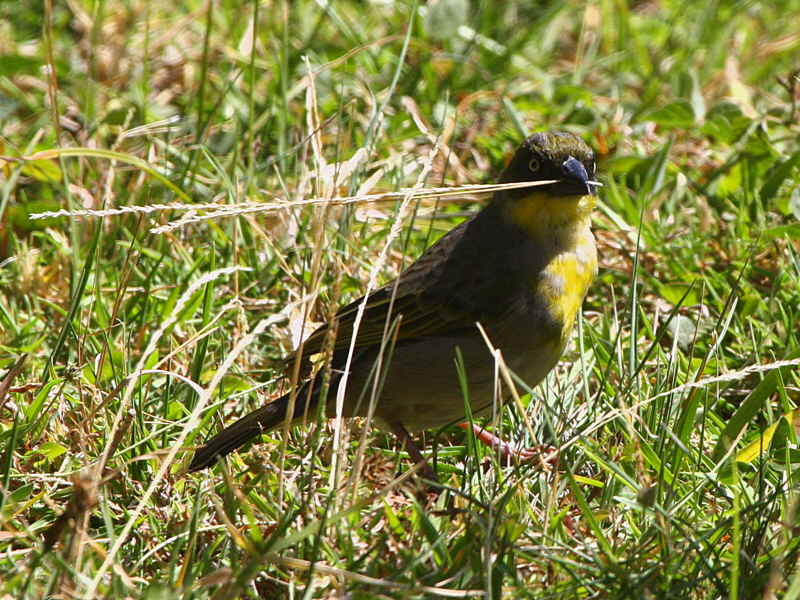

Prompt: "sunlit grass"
[1,0,799,597]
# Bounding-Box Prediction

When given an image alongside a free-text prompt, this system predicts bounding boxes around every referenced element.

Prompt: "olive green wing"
[293,219,482,362]
[291,212,526,366]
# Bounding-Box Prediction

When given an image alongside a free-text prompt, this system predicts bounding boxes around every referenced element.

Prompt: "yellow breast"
[504,190,598,345]
[538,237,597,342]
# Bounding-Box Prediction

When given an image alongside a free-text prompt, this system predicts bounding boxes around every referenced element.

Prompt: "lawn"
[1,0,800,598]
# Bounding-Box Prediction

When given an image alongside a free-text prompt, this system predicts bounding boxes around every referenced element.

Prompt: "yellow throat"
[508,190,598,344]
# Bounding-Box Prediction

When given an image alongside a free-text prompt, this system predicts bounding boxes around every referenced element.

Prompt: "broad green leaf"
[736,411,797,464]
[759,150,800,202]
[659,283,700,306]
[574,475,604,488]
[645,101,695,129]
[35,441,68,461]
[0,55,42,77]
[712,364,792,462]
[701,102,751,143]
[7,200,63,232]
[761,224,800,241]
[21,158,61,183]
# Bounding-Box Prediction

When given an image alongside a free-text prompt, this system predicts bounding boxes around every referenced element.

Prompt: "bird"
[188,130,598,475]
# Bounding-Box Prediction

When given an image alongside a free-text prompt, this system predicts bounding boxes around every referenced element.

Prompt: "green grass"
[2,0,800,597]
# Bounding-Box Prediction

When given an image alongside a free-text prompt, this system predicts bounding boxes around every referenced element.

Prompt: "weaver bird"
[189,131,598,475]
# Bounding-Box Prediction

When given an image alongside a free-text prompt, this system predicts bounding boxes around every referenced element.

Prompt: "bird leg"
[390,422,439,483]
[458,423,559,468]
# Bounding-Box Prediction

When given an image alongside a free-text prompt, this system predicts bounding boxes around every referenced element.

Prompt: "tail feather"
[189,390,312,472]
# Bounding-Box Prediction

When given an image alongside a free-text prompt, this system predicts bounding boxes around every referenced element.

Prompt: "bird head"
[499,131,597,197]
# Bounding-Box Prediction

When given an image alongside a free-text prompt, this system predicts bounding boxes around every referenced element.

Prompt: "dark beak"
[561,156,593,196]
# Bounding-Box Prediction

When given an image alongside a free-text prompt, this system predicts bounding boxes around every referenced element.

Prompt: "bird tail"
[188,388,314,472]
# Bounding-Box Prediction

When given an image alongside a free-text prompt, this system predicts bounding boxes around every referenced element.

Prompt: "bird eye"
[528,158,540,172]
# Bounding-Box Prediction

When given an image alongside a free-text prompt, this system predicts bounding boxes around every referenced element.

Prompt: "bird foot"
[458,423,559,467]
[390,422,439,486]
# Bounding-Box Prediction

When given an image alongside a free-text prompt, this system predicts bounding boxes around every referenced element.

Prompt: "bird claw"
[458,422,559,467]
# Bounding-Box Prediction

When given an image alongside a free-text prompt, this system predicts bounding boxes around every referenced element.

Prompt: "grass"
[1,0,800,597]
